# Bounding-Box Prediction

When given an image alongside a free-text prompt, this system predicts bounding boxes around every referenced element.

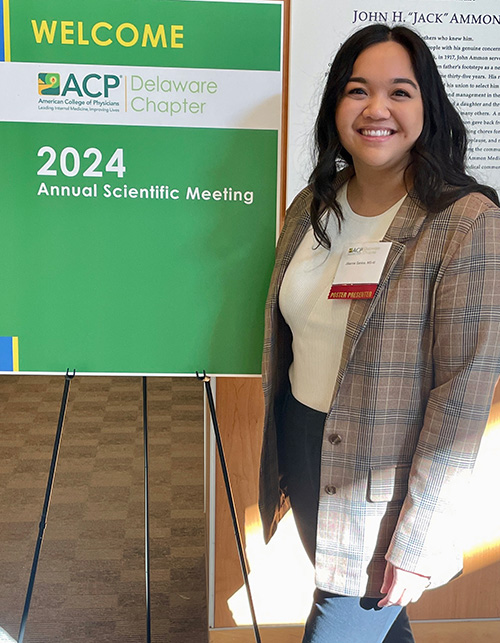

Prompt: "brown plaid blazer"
[259,169,500,597]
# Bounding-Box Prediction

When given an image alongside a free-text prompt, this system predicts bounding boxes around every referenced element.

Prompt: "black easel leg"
[143,376,152,643]
[197,372,261,643]
[18,369,76,643]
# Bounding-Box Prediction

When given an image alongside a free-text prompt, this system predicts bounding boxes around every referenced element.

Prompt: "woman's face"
[335,41,424,177]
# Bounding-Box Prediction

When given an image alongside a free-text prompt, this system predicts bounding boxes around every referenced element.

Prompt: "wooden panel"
[411,621,500,643]
[210,621,500,643]
[279,0,290,224]
[407,553,500,620]
[214,377,265,626]
[210,625,302,642]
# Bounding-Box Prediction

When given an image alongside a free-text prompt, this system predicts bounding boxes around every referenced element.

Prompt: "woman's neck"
[347,170,409,217]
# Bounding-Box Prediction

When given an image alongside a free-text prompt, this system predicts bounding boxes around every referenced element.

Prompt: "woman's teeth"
[360,129,393,137]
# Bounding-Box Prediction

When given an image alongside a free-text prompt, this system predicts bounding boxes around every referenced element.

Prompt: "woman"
[259,23,500,643]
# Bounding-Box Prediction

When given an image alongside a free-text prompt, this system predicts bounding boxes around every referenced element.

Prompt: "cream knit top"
[279,183,404,412]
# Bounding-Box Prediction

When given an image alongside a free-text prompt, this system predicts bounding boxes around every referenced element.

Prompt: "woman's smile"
[358,128,395,137]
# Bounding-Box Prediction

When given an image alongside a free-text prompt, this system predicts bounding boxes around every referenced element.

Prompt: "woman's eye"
[347,87,366,96]
[393,89,411,98]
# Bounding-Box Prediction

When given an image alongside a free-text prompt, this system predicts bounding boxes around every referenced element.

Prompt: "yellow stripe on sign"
[3,0,10,61]
[12,336,19,371]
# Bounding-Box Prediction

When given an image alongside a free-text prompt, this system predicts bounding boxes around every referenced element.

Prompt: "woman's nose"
[362,96,390,119]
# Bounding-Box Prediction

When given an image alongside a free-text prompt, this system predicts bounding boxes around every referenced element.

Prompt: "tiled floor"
[0,375,207,643]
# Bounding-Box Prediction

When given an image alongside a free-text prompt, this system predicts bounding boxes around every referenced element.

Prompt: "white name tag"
[328,242,392,300]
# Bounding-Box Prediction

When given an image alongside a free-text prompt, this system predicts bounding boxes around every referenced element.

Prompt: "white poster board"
[287,0,500,203]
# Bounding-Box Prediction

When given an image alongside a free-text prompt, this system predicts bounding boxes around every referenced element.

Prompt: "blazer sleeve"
[386,204,500,580]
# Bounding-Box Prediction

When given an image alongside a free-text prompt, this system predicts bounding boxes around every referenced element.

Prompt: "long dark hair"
[310,23,499,248]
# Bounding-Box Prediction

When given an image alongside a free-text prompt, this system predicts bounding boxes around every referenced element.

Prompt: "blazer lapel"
[330,193,429,410]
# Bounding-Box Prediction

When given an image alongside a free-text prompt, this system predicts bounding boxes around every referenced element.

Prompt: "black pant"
[279,390,415,643]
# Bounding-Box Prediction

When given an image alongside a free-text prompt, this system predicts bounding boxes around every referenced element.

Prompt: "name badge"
[328,242,392,300]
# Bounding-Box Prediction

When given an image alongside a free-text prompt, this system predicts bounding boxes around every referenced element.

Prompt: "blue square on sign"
[0,337,14,370]
[0,5,4,63]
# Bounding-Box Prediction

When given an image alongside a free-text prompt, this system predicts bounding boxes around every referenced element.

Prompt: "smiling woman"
[259,23,500,643]
[335,41,423,197]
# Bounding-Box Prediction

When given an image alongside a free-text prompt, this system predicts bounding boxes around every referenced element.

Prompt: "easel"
[197,372,261,643]
[17,371,261,643]
[18,369,75,643]
[17,371,155,643]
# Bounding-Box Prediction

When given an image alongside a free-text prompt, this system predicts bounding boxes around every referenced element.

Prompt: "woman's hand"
[378,561,430,607]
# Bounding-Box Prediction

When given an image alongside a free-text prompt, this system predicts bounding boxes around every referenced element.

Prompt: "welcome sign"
[0,0,282,375]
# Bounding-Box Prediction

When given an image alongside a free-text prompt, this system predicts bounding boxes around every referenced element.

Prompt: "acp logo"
[38,73,60,95]
[348,247,363,254]
[37,72,120,97]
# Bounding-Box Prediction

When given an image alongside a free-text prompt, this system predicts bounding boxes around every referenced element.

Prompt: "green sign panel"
[8,0,281,70]
[0,0,282,375]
